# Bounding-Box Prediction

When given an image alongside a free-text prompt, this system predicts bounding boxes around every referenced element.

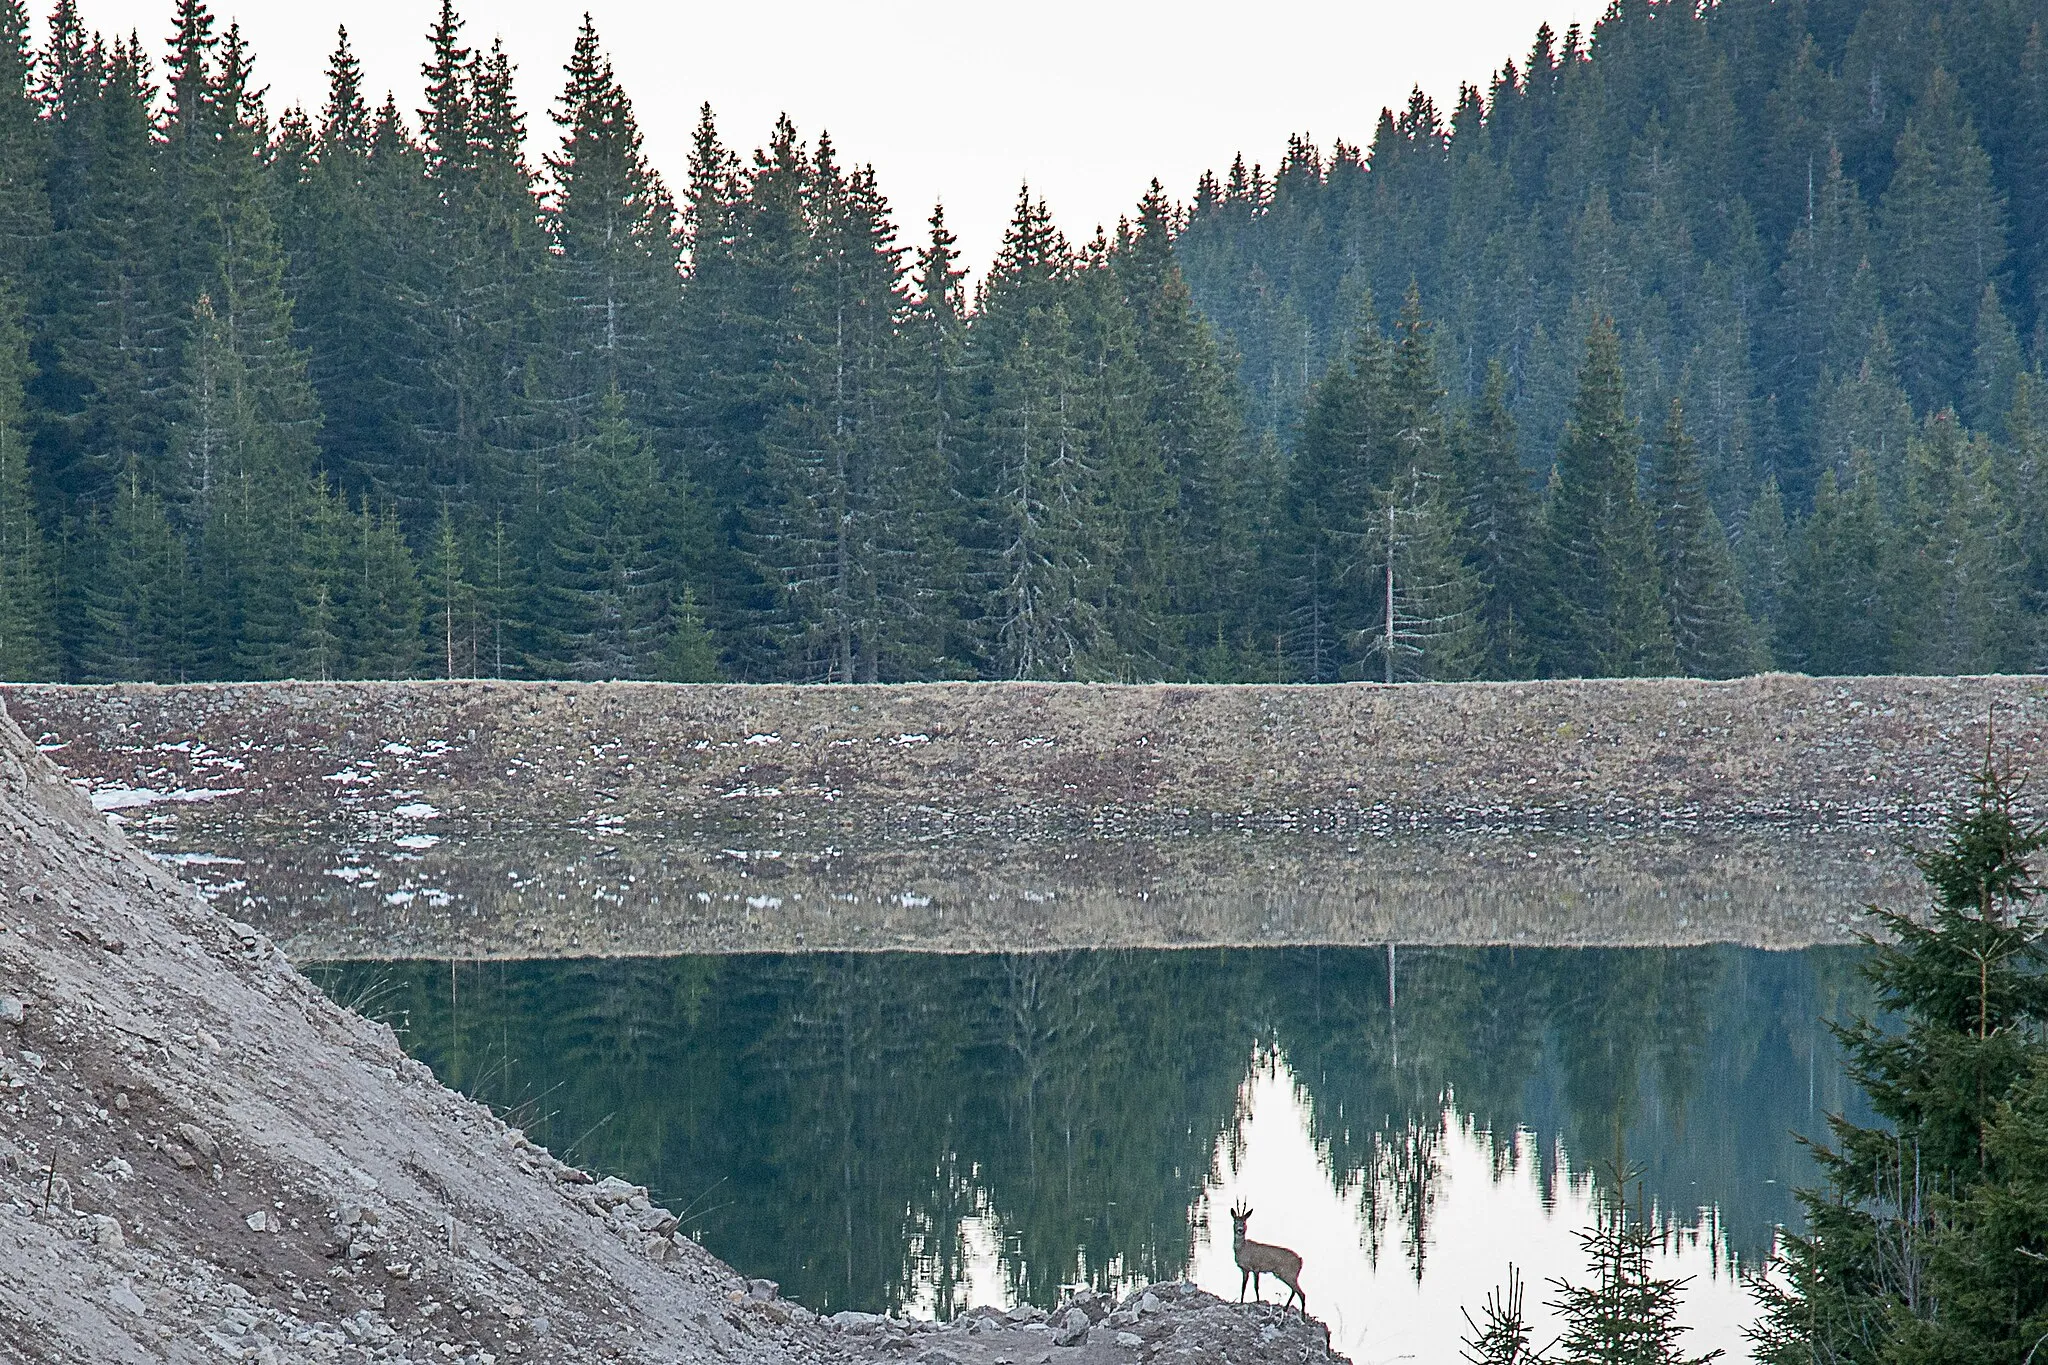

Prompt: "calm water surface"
[315,947,1873,1363]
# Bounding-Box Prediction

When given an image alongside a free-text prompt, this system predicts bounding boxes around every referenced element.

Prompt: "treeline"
[1179,0,2048,679]
[2,0,2045,686]
[0,0,1265,684]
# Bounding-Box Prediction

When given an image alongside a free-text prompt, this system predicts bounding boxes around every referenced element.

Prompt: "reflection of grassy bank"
[216,825,1909,960]
[312,946,1873,1318]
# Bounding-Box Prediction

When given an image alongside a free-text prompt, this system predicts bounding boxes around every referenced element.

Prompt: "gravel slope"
[0,700,1345,1364]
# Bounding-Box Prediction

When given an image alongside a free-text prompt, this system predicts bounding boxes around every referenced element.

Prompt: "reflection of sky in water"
[1192,1067,1750,1365]
[903,1065,1754,1361]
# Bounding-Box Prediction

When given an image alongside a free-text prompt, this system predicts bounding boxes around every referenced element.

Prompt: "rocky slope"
[9,674,2044,843]
[0,700,1343,1363]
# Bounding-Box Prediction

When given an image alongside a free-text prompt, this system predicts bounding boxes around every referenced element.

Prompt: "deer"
[1228,1202,1305,1313]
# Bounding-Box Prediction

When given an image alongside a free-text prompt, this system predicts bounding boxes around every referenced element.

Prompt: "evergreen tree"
[968,189,1106,679]
[1752,745,2048,1365]
[545,15,678,438]
[538,387,678,680]
[1453,363,1539,678]
[1876,69,2010,415]
[1734,478,1789,662]
[1647,401,1757,678]
[1550,1170,1720,1365]
[1967,282,2023,436]
[1896,413,2025,674]
[0,292,55,679]
[1279,309,1389,681]
[1539,318,1675,678]
[1362,464,1484,682]
[77,467,190,682]
[1777,460,1896,676]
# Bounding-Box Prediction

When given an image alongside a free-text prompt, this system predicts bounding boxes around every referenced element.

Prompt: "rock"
[167,1144,198,1170]
[629,1206,679,1236]
[173,1122,218,1160]
[591,1175,643,1209]
[1106,1309,1138,1328]
[645,1236,677,1264]
[244,1210,270,1232]
[1114,1332,1142,1350]
[528,1316,550,1336]
[746,1278,779,1301]
[108,1282,146,1316]
[1052,1309,1091,1347]
[829,1311,888,1333]
[1004,1305,1047,1324]
[0,995,22,1025]
[89,1214,124,1249]
[1137,1292,1161,1316]
[917,1351,963,1365]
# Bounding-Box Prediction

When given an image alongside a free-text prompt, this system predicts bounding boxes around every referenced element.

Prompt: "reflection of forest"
[315,946,1873,1316]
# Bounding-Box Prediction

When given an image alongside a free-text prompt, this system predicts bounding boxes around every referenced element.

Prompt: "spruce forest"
[2,0,2045,686]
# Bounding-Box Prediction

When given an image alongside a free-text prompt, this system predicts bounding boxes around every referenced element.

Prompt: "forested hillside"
[1178,0,2048,679]
[0,0,2042,686]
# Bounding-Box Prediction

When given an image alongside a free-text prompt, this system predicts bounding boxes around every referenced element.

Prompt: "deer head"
[1229,1202,1252,1233]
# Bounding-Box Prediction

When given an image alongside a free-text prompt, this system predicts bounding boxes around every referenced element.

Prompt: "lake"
[311,944,1874,1364]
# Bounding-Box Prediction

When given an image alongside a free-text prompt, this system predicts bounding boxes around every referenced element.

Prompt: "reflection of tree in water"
[312,943,1874,1314]
[962,951,1255,1305]
[1271,946,1478,1280]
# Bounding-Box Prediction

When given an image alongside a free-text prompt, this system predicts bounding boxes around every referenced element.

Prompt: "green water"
[315,946,1872,1329]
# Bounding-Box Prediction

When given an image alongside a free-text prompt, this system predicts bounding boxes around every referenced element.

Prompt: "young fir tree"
[1647,401,1757,678]
[1550,1169,1720,1365]
[332,495,423,678]
[1460,1267,1542,1365]
[1539,317,1675,678]
[1751,743,2048,1365]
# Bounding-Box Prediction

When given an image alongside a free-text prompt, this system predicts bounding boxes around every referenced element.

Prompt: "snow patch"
[392,834,441,851]
[744,732,781,746]
[90,786,240,812]
[391,802,439,820]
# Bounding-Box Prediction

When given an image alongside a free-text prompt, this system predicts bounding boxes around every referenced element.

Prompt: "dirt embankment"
[7,675,2040,839]
[4,675,2039,957]
[0,701,1347,1362]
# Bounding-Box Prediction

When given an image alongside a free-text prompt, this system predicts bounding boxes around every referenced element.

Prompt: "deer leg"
[1238,1267,1249,1303]
[1252,1271,1262,1301]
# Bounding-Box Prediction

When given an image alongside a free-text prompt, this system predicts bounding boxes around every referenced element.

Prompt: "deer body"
[1229,1204,1305,1312]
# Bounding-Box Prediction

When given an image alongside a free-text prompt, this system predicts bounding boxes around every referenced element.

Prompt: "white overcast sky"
[48,0,1585,275]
